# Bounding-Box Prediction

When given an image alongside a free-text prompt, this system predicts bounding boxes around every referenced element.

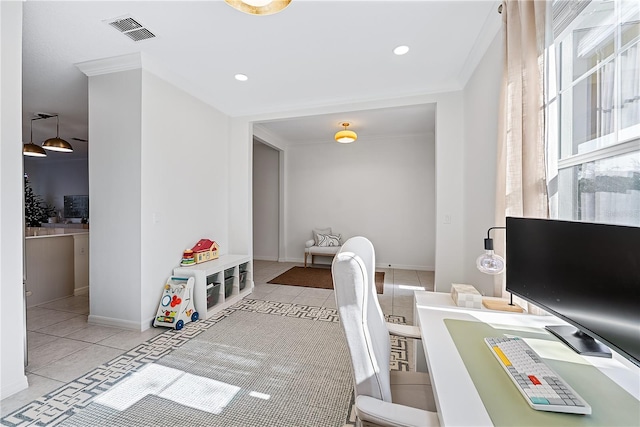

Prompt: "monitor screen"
[506,217,640,367]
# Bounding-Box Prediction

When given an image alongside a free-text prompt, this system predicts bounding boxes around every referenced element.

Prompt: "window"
[546,0,640,226]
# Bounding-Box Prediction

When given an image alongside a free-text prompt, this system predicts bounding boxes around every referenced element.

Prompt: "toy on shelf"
[153,276,199,330]
[181,249,195,266]
[181,239,219,266]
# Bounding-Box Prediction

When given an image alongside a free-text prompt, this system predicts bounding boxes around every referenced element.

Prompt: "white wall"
[286,133,435,270]
[24,158,88,218]
[87,69,143,329]
[140,70,229,326]
[1,0,29,399]
[252,140,279,261]
[432,92,466,291]
[462,32,503,296]
[83,62,233,330]
[229,118,252,256]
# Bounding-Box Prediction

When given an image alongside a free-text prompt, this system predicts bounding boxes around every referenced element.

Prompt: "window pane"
[620,1,640,51]
[570,60,616,153]
[550,0,640,229]
[620,41,639,131]
[573,27,615,80]
[570,1,615,79]
[557,150,640,226]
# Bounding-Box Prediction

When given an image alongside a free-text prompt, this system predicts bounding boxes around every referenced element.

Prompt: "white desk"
[414,291,640,426]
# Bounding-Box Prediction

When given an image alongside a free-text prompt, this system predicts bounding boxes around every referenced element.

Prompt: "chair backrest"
[332,236,392,403]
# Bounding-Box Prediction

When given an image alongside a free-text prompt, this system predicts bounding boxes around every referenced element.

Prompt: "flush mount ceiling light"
[335,122,357,144]
[40,114,73,153]
[235,73,249,81]
[23,118,47,157]
[393,45,410,55]
[225,0,292,15]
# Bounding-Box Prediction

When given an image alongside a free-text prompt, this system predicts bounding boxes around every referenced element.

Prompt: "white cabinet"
[173,254,252,320]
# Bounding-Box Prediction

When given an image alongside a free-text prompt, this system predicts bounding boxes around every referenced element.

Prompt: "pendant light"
[23,118,47,157]
[335,122,357,144]
[224,0,292,15]
[476,227,506,275]
[42,114,73,153]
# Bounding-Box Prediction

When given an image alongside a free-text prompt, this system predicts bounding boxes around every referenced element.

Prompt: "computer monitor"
[505,217,640,367]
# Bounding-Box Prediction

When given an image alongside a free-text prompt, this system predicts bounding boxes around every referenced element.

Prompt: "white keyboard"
[484,336,591,415]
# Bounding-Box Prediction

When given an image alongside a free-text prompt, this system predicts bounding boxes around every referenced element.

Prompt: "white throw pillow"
[313,227,332,245]
[316,233,341,247]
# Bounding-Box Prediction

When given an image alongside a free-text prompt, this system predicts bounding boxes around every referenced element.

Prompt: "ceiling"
[21,0,500,156]
[255,103,437,145]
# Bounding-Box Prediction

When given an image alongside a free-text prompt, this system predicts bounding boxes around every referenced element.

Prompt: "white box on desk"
[451,283,483,309]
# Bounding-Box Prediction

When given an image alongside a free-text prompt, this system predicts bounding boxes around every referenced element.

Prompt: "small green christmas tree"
[24,175,46,226]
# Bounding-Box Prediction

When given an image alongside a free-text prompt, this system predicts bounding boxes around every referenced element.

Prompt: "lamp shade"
[23,142,47,157]
[476,250,505,274]
[41,114,73,153]
[335,122,357,143]
[476,226,506,275]
[23,117,47,157]
[224,0,291,15]
[42,137,73,153]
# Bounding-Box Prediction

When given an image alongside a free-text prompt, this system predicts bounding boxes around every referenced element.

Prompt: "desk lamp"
[477,226,522,312]
[476,226,505,274]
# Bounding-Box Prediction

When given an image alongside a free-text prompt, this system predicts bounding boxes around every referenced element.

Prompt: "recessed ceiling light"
[393,45,410,56]
[235,74,248,81]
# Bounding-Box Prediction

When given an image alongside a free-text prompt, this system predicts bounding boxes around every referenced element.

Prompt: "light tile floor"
[1,261,434,416]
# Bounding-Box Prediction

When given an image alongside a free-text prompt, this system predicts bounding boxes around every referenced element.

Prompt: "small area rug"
[268,266,384,294]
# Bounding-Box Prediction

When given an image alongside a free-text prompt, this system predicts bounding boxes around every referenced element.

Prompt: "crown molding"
[253,125,289,150]
[75,52,142,77]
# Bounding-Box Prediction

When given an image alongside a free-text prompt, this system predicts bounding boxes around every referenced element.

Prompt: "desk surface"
[414,291,640,426]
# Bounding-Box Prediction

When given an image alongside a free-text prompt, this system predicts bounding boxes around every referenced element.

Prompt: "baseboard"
[88,314,143,331]
[74,286,89,296]
[142,315,156,331]
[1,374,28,400]
[253,256,278,261]
[376,263,435,271]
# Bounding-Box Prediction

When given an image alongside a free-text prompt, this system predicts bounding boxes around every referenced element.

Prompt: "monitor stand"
[545,325,612,358]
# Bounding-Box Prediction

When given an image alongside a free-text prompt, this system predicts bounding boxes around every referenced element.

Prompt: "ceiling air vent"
[123,28,155,42]
[106,15,156,42]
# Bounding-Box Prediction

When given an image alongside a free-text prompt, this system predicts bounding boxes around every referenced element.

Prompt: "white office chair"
[332,236,439,427]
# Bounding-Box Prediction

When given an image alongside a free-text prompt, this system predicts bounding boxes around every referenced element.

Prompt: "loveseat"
[304,227,342,267]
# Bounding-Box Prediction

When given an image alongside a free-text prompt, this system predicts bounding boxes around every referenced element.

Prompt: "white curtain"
[495,0,550,299]
[620,42,639,130]
[601,60,615,137]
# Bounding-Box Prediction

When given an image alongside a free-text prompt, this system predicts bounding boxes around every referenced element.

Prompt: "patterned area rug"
[2,299,409,427]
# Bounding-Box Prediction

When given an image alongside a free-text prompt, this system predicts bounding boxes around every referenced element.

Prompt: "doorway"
[252,138,281,261]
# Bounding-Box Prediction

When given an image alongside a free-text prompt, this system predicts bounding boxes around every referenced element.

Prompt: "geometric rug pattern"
[1,298,410,427]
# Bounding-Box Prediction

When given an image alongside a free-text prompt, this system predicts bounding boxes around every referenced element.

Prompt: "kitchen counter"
[25,230,90,307]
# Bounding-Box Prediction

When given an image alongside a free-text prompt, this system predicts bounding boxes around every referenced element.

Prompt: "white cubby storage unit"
[173,254,252,320]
